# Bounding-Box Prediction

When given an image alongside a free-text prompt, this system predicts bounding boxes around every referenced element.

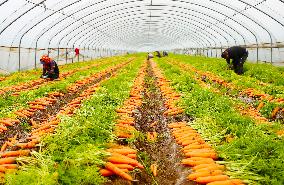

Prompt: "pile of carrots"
[0,119,20,133]
[14,95,60,119]
[114,63,146,139]
[100,145,143,181]
[0,149,31,175]
[169,122,244,185]
[0,77,5,82]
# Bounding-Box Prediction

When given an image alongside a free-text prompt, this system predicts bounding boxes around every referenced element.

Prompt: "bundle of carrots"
[100,145,143,181]
[0,77,5,82]
[238,105,268,123]
[0,149,31,174]
[0,119,20,133]
[14,96,58,119]
[168,122,243,184]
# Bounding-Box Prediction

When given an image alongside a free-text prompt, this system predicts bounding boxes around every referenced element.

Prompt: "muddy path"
[0,61,130,146]
[133,61,193,185]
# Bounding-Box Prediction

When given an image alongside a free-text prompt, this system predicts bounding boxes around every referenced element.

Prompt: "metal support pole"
[57,47,60,61]
[65,48,68,64]
[34,47,37,69]
[83,47,85,62]
[270,45,273,64]
[256,46,259,64]
[18,46,21,71]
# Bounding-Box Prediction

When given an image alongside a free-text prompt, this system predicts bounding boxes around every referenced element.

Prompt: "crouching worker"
[221,46,248,75]
[147,53,154,61]
[40,55,59,80]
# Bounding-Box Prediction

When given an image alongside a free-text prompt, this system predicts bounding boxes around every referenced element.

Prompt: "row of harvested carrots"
[151,61,244,184]
[171,60,283,120]
[169,122,243,185]
[150,61,184,117]
[0,62,102,96]
[0,62,127,135]
[114,63,146,139]
[170,60,279,123]
[0,62,129,176]
[99,63,147,181]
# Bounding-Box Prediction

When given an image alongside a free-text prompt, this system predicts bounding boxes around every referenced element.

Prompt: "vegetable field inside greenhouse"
[0,54,283,185]
[1,0,284,185]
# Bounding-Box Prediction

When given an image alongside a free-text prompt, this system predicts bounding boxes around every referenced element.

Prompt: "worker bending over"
[40,55,59,80]
[221,46,248,75]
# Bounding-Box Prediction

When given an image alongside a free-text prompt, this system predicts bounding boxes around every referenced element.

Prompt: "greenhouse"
[0,0,283,184]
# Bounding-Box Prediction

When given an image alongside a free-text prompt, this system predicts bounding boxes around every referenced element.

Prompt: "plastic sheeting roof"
[0,0,283,51]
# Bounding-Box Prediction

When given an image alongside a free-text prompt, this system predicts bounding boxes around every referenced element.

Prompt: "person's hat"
[40,55,50,63]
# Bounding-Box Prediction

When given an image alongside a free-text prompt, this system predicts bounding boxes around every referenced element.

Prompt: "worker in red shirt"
[75,48,80,56]
[40,55,59,80]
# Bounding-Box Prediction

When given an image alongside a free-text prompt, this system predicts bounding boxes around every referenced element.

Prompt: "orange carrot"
[0,164,18,169]
[207,179,244,185]
[1,150,30,157]
[185,152,218,159]
[113,164,135,170]
[127,154,137,159]
[107,148,137,155]
[1,142,8,152]
[188,170,223,180]
[181,159,215,166]
[107,153,143,168]
[0,125,7,131]
[0,120,13,126]
[196,164,225,172]
[9,119,20,124]
[105,162,133,181]
[182,144,211,150]
[0,157,16,165]
[150,164,158,177]
[16,142,36,149]
[196,175,229,184]
[99,168,128,177]
[257,102,265,110]
[14,111,27,118]
[271,107,281,118]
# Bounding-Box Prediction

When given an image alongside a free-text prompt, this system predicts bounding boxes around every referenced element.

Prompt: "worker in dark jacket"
[221,46,248,75]
[40,55,59,80]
